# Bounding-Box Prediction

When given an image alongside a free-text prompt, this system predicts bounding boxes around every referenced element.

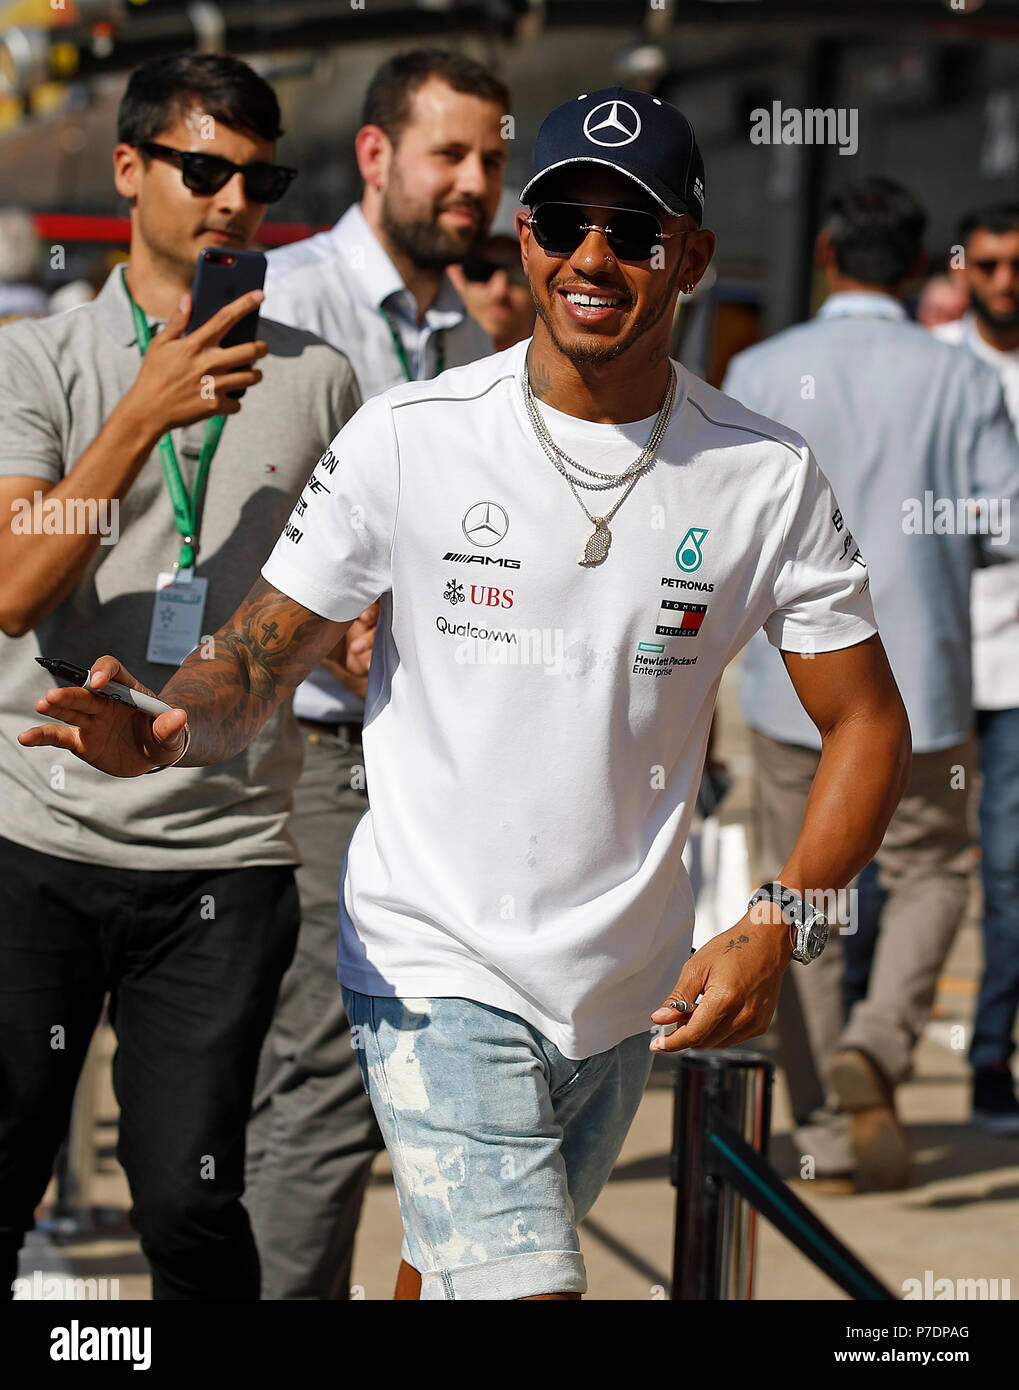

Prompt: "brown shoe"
[828,1049,913,1191]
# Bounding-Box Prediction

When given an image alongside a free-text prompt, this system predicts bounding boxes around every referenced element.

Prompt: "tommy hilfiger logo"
[656,600,707,637]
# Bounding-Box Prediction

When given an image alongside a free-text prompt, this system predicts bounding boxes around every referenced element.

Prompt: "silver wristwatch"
[747,881,829,964]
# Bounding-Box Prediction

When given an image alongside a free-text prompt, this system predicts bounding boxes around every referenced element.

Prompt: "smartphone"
[186,247,267,397]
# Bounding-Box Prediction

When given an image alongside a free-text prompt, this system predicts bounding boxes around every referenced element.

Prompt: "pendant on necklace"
[580,519,611,567]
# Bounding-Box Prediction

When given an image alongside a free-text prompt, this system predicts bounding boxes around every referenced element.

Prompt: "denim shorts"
[341,986,655,1300]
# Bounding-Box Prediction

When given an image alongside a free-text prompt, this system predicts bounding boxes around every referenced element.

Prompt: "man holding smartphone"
[0,53,359,1299]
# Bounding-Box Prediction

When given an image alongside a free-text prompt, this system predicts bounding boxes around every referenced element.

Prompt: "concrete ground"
[15,659,1019,1301]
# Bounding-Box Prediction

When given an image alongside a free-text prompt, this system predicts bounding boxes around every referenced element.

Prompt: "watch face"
[806,919,829,957]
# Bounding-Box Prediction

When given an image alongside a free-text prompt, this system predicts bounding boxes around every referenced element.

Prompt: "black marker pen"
[36,657,174,719]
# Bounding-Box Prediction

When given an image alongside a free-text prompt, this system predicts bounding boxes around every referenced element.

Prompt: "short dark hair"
[956,203,1019,247]
[362,48,510,145]
[823,178,927,288]
[117,52,284,148]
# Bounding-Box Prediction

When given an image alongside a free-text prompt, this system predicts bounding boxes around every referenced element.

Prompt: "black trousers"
[0,835,299,1300]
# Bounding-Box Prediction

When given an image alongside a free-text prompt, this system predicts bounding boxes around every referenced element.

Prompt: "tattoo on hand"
[723,934,751,954]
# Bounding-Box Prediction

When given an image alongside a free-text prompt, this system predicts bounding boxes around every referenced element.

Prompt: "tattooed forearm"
[156,578,350,766]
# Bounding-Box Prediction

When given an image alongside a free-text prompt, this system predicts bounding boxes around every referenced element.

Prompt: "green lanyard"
[380,305,445,382]
[125,280,226,572]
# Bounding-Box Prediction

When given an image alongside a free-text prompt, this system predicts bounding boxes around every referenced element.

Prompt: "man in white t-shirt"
[247,48,508,1302]
[935,204,1019,1133]
[21,88,912,1301]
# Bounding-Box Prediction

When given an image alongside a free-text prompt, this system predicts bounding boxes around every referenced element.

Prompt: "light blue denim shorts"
[341,986,655,1300]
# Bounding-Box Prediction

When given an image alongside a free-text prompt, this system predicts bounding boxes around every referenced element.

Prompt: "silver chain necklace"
[522,360,676,566]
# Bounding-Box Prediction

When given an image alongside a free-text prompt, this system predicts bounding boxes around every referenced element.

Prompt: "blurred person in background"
[448,190,535,349]
[724,179,1019,1192]
[247,48,509,1300]
[0,208,49,323]
[933,204,1019,1133]
[0,52,360,1300]
[48,280,98,314]
[915,270,968,329]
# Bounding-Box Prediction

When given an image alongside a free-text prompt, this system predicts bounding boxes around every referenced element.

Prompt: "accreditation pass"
[147,570,209,666]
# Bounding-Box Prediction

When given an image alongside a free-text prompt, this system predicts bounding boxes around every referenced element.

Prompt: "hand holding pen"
[19,655,191,777]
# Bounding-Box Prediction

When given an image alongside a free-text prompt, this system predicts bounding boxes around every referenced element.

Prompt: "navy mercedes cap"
[520,87,705,223]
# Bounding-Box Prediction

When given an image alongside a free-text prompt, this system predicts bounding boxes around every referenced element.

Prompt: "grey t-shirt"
[0,264,361,870]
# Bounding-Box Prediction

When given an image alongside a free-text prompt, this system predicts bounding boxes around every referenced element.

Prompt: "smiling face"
[113,108,271,282]
[365,77,507,271]
[519,167,712,368]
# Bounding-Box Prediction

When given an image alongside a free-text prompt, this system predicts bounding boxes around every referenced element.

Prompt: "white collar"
[330,203,467,329]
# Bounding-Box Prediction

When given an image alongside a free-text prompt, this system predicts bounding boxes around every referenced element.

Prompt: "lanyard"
[124,280,226,572]
[380,305,445,381]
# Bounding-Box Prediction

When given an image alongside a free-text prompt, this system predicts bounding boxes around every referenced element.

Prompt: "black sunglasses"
[526,201,682,262]
[461,257,529,287]
[972,258,1019,275]
[138,141,298,204]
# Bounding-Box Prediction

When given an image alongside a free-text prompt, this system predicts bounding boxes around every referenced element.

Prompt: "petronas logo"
[676,526,708,573]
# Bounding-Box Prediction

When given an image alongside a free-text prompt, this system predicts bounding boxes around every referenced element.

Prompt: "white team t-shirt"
[261,339,877,1058]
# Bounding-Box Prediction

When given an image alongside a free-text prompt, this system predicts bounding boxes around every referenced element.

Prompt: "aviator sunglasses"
[138,141,298,204]
[525,200,683,262]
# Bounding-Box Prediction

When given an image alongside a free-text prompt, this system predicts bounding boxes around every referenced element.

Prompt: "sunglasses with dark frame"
[972,258,1019,276]
[138,141,298,205]
[525,200,684,263]
[460,257,529,287]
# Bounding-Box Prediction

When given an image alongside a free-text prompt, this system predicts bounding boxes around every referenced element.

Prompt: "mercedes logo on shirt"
[462,501,510,548]
[582,100,642,147]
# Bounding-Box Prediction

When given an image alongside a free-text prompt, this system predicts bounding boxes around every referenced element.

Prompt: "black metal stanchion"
[669,1049,896,1300]
[670,1050,773,1299]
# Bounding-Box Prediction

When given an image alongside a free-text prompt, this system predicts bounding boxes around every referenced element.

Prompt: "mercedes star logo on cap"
[462,501,510,547]
[582,100,642,147]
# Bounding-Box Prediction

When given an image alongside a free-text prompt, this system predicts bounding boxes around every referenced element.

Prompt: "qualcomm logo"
[462,501,510,548]
[582,100,642,147]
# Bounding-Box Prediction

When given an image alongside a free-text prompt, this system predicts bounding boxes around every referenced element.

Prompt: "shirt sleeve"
[260,391,399,621]
[763,448,878,654]
[0,328,65,483]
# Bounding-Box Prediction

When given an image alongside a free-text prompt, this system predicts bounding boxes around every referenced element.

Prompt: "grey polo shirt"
[0,264,360,870]
[723,291,1019,753]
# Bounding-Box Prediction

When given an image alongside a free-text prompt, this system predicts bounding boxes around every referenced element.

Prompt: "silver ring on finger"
[666,997,691,1013]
